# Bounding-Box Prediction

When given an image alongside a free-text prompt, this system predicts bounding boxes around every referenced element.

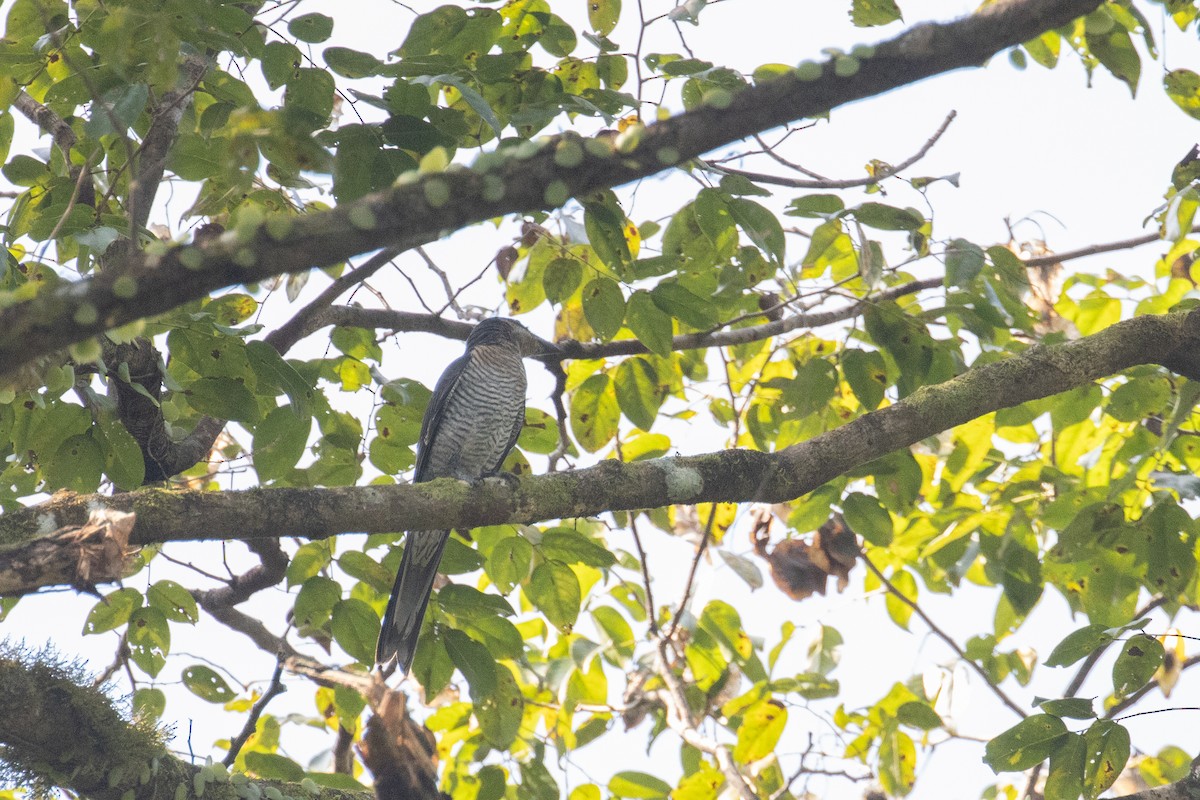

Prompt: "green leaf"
[884,569,916,630]
[850,0,902,26]
[147,580,199,623]
[430,74,503,138]
[588,0,621,36]
[324,46,383,78]
[1044,732,1086,800]
[1165,69,1200,120]
[1045,624,1114,668]
[732,699,786,762]
[85,83,149,138]
[331,598,381,664]
[294,575,341,628]
[1111,634,1164,698]
[337,550,393,594]
[96,412,146,489]
[262,41,302,90]
[487,535,533,593]
[650,281,719,329]
[581,277,626,340]
[897,701,943,730]
[83,587,142,635]
[445,628,497,697]
[570,373,620,452]
[1082,720,1130,799]
[287,542,332,588]
[284,68,336,125]
[476,663,524,747]
[592,606,635,656]
[253,406,312,482]
[842,492,892,545]
[127,607,171,677]
[785,193,845,218]
[852,202,922,231]
[1086,17,1139,97]
[528,560,581,628]
[244,752,305,782]
[184,377,259,423]
[877,730,917,796]
[626,290,674,357]
[44,433,103,492]
[182,665,236,703]
[1107,376,1171,422]
[614,357,663,430]
[288,12,334,43]
[543,257,583,304]
[1037,697,1096,720]
[608,772,671,799]
[540,530,616,567]
[983,714,1068,773]
[945,238,986,288]
[133,687,166,720]
[841,349,887,410]
[728,198,786,263]
[584,192,633,273]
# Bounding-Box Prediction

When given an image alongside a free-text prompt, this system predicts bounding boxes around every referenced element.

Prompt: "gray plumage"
[376,318,560,674]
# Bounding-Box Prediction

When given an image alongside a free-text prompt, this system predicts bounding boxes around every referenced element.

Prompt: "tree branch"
[0,0,1105,378]
[292,276,942,358]
[1,307,1195,571]
[860,550,1027,718]
[0,645,368,800]
[700,110,958,189]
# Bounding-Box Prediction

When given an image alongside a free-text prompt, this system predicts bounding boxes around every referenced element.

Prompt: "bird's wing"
[490,399,527,474]
[413,351,470,484]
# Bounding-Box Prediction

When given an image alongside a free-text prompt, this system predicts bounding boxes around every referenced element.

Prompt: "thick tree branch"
[2,308,1196,566]
[102,337,224,482]
[0,0,1104,379]
[0,646,369,800]
[130,56,208,231]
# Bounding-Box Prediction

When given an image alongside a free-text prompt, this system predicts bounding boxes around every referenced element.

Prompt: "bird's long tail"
[376,530,450,673]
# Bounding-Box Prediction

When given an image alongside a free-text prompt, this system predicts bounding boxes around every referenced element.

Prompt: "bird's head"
[466,317,561,359]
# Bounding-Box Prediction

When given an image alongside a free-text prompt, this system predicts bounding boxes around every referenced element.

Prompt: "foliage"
[0,0,1199,799]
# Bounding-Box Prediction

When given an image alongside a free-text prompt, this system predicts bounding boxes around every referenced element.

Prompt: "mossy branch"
[0,644,370,800]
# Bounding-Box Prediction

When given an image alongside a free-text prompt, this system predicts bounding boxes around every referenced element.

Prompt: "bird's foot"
[476,470,521,490]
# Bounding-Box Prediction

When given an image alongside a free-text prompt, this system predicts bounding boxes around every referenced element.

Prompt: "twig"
[1021,226,1200,268]
[90,633,129,688]
[753,133,830,180]
[663,503,717,643]
[652,637,757,800]
[627,514,658,635]
[222,661,286,766]
[264,246,404,355]
[705,111,957,190]
[859,550,1027,719]
[415,246,466,319]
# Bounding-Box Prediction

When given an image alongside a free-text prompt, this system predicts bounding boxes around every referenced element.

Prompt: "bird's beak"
[531,334,563,360]
[521,330,563,360]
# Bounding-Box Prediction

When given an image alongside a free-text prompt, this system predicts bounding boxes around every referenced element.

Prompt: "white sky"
[3,1,1200,799]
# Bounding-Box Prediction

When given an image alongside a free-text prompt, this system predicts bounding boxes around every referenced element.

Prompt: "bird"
[375,317,561,674]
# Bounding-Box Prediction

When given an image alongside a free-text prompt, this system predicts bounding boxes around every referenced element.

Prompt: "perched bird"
[376,317,561,674]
